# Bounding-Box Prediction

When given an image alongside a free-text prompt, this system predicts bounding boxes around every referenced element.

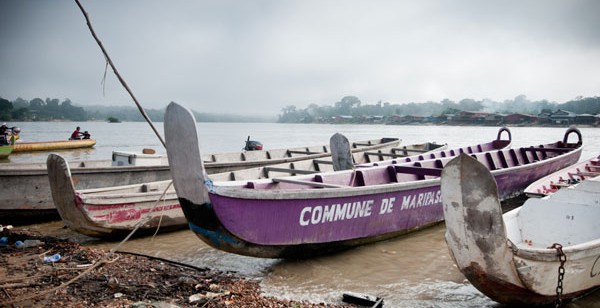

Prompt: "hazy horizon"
[1,0,599,116]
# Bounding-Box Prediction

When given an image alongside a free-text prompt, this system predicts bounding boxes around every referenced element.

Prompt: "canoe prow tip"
[330,133,353,171]
[164,102,210,206]
[441,153,522,292]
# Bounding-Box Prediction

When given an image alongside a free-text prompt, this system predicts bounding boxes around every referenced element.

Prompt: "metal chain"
[549,243,567,307]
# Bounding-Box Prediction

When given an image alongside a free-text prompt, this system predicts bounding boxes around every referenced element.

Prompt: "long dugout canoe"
[0,136,401,223]
[164,102,582,258]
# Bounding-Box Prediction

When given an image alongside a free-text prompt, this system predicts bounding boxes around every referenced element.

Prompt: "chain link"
[548,243,567,307]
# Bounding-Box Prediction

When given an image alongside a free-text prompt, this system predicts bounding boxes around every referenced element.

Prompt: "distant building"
[575,113,596,125]
[549,109,576,124]
[504,113,538,124]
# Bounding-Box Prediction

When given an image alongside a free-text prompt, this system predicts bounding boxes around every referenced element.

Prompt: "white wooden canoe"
[1,136,401,222]
[524,154,600,197]
[47,153,184,237]
[441,154,600,306]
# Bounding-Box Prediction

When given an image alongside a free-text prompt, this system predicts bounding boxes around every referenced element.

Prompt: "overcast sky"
[1,0,599,116]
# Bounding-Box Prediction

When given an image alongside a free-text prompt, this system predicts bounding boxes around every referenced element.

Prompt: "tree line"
[0,97,86,121]
[277,95,600,123]
[3,95,599,124]
[0,97,274,122]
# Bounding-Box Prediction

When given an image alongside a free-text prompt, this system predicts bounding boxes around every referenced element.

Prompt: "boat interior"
[505,195,600,249]
[237,142,579,191]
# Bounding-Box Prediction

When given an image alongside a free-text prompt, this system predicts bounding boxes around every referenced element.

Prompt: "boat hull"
[1,137,399,222]
[164,102,582,259]
[47,153,186,238]
[12,139,96,152]
[184,148,580,258]
[0,145,13,159]
[442,154,600,306]
[180,197,443,259]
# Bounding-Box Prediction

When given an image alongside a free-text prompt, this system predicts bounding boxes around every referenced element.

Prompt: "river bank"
[0,228,353,307]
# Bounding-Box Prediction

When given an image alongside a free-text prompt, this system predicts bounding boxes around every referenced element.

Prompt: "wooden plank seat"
[354,168,398,186]
[509,148,523,166]
[550,182,572,188]
[521,147,573,153]
[271,177,346,188]
[391,147,430,153]
[364,152,407,158]
[263,166,319,176]
[569,171,600,177]
[313,159,333,165]
[287,150,325,155]
[484,151,509,170]
[392,164,443,179]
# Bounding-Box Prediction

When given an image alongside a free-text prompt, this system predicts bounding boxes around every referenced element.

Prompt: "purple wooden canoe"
[164,102,583,258]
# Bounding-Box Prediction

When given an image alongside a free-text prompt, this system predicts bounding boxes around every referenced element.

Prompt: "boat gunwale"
[213,145,583,200]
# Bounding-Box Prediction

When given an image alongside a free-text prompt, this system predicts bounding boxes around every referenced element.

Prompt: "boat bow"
[441,154,535,304]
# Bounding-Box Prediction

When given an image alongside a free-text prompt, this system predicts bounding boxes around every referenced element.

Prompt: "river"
[5,121,600,307]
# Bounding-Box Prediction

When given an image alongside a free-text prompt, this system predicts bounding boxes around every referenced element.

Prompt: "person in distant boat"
[81,131,91,139]
[0,123,8,145]
[70,126,82,140]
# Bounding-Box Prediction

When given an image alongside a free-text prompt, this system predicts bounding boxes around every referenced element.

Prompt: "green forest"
[1,95,599,124]
[0,96,273,123]
[277,95,600,123]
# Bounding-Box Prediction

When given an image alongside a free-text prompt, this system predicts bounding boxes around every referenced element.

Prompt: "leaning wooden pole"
[74,0,166,148]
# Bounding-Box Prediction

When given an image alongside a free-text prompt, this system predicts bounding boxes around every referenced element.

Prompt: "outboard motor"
[244,136,263,151]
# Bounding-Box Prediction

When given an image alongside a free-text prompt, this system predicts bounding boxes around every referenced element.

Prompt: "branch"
[74,0,166,148]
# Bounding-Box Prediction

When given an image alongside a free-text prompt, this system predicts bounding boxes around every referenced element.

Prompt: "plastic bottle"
[43,253,61,263]
[15,239,43,248]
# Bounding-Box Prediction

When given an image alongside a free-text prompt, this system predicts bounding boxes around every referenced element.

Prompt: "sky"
[1,0,599,116]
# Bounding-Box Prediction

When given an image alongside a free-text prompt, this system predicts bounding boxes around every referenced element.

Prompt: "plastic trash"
[43,253,61,263]
[15,239,43,248]
[0,236,8,247]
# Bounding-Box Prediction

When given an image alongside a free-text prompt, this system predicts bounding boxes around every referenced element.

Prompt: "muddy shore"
[0,228,355,307]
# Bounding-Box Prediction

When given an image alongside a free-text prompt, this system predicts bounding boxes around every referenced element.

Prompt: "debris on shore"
[0,228,353,307]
